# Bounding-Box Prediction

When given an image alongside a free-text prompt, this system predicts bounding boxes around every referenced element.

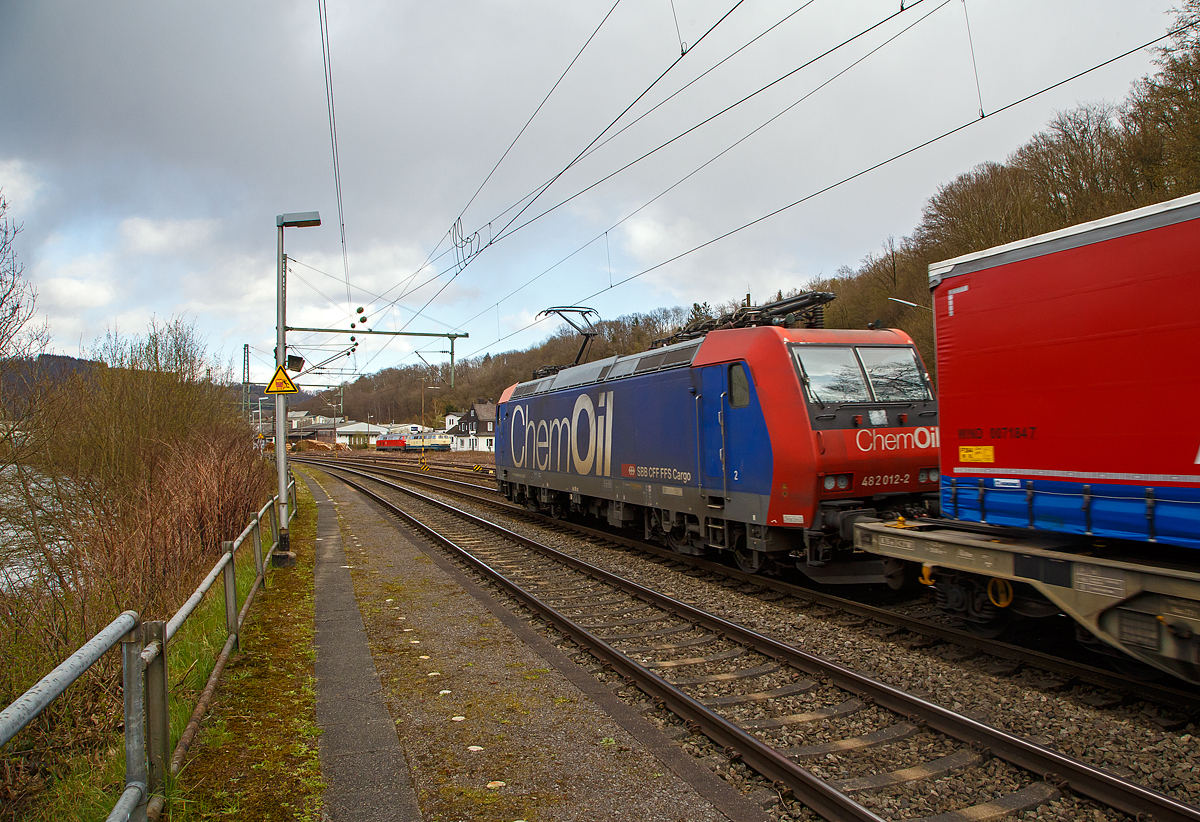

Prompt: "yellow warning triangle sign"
[265,365,299,395]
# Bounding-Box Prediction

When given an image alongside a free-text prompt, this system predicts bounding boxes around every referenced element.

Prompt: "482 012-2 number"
[861,474,909,488]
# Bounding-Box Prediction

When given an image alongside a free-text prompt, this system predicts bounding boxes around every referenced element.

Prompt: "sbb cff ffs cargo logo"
[509,391,615,476]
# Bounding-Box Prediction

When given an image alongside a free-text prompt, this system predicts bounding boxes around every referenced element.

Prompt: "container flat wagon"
[857,192,1200,682]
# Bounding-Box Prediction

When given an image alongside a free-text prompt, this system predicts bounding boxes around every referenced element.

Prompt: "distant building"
[335,422,389,449]
[447,402,496,452]
[388,422,431,435]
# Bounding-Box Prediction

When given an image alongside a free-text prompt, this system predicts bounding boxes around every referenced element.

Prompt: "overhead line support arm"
[286,328,468,387]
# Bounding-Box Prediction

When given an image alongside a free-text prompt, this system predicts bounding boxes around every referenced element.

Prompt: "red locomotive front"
[696,325,939,584]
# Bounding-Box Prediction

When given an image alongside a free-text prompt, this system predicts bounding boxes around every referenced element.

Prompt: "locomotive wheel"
[733,545,765,574]
[665,526,697,555]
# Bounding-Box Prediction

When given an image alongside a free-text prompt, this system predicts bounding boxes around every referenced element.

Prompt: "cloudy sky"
[0,0,1181,387]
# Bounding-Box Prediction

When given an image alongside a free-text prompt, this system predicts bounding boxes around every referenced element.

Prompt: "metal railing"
[0,477,298,822]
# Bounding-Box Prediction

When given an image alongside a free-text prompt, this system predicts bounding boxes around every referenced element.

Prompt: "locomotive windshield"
[792,345,930,404]
[857,347,931,401]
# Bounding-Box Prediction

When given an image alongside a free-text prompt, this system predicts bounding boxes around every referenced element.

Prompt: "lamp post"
[275,211,321,564]
[255,397,270,450]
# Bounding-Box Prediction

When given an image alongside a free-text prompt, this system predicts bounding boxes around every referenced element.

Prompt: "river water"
[0,465,72,591]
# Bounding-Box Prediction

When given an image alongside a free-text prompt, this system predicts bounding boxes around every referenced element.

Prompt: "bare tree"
[0,192,50,470]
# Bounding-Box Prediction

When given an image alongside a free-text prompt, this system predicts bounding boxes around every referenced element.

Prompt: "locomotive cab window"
[792,346,870,403]
[729,363,750,408]
[857,347,931,401]
[791,345,930,404]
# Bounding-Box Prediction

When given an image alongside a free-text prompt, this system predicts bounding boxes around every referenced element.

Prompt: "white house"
[335,422,389,449]
[447,402,496,452]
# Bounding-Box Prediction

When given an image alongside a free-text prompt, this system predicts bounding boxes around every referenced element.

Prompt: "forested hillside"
[301,4,1200,425]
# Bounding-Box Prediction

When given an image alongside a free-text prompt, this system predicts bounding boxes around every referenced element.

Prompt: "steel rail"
[325,463,1200,822]
[326,468,887,822]
[299,455,1200,710]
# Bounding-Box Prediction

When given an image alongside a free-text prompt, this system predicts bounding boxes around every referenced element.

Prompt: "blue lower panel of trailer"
[941,476,1200,550]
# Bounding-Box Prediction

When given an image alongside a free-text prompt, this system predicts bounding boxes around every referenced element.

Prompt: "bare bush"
[1,316,272,811]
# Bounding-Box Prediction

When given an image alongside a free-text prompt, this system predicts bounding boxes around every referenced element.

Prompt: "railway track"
[308,460,1200,822]
[297,455,1200,712]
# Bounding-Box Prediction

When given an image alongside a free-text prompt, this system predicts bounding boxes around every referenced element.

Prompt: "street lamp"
[275,211,321,565]
[887,297,932,311]
[255,396,270,448]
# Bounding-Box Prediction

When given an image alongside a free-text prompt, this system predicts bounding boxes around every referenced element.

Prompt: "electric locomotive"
[495,293,940,582]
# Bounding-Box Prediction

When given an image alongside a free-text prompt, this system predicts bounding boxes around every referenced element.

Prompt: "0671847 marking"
[861,474,909,488]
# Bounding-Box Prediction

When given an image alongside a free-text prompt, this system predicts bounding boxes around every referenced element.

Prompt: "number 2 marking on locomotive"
[733,470,739,480]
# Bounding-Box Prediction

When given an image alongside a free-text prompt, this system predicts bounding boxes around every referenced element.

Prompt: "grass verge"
[4,497,295,822]
[163,476,322,821]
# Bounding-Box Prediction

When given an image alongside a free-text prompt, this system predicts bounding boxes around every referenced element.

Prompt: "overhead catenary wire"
[455,20,1194,361]
[668,0,686,55]
[313,0,998,376]
[393,0,928,330]
[961,0,986,117]
[421,0,952,360]
[387,0,749,336]
[322,0,829,342]
[453,0,625,226]
[487,0,746,245]
[287,256,462,335]
[393,0,626,315]
[319,0,353,313]
[490,0,933,246]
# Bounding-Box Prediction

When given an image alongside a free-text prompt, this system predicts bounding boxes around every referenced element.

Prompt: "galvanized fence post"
[222,541,238,653]
[251,512,265,587]
[143,621,169,801]
[121,620,149,822]
[267,501,279,553]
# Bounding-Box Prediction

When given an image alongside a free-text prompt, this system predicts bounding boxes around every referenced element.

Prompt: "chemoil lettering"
[510,390,614,476]
[855,426,939,453]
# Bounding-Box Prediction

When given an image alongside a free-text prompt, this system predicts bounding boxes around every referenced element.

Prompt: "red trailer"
[856,192,1200,683]
[930,194,1200,548]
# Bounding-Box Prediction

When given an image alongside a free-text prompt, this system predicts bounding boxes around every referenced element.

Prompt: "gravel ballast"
[416,479,1200,818]
[305,468,768,822]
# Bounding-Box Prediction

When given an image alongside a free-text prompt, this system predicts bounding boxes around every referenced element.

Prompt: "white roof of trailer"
[928,190,1200,286]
